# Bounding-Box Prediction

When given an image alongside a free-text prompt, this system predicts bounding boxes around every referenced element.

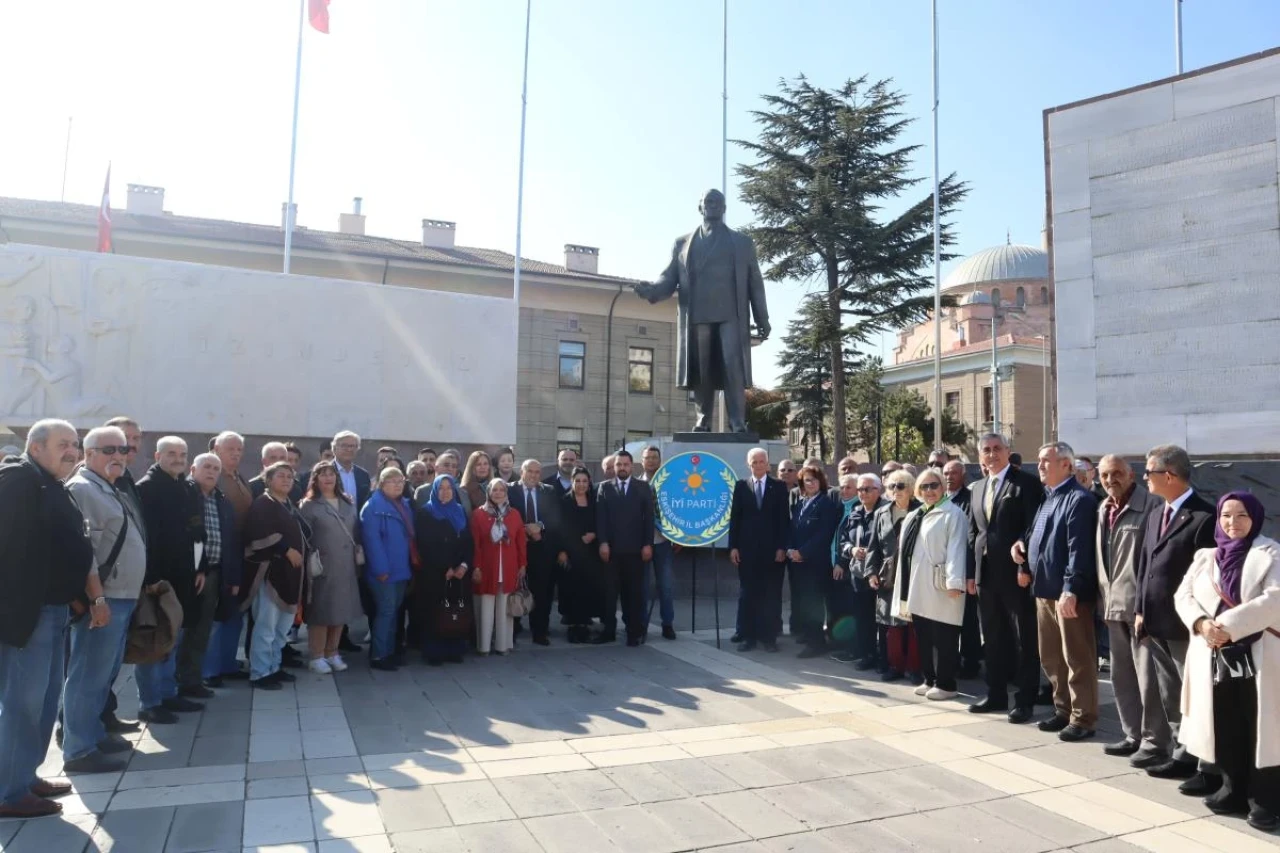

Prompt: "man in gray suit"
[635,189,771,433]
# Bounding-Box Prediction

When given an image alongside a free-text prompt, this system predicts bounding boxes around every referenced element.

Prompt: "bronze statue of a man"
[634,189,770,433]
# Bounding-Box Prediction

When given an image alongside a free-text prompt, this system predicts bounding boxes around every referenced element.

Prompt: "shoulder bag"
[435,578,473,639]
[507,575,534,618]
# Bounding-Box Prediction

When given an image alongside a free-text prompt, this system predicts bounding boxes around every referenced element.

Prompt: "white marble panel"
[1059,415,1188,457]
[1050,143,1091,215]
[1055,347,1098,421]
[1051,208,1093,282]
[1088,98,1276,178]
[1096,319,1280,376]
[1187,411,1280,456]
[1089,141,1277,216]
[0,244,517,443]
[1096,366,1280,417]
[1173,54,1280,119]
[1092,230,1280,296]
[1090,184,1278,258]
[1094,272,1280,337]
[1049,84,1174,149]
[1052,277,1095,351]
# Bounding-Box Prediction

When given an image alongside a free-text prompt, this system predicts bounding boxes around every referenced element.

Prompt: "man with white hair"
[135,436,207,724]
[406,459,431,493]
[729,448,790,652]
[250,441,291,499]
[179,452,241,696]
[204,441,251,685]
[62,426,147,773]
[332,431,372,509]
[213,431,253,531]
[943,459,982,679]
[0,419,93,818]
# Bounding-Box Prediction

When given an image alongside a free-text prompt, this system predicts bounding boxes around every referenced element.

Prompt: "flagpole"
[513,1,531,331]
[60,117,72,202]
[931,0,943,449]
[1174,0,1184,74]
[283,0,305,274]
[717,0,729,434]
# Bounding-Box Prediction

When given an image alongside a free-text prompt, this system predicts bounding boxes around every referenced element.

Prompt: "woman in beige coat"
[1174,491,1280,832]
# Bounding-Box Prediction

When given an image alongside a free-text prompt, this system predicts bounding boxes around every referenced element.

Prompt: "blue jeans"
[0,605,67,804]
[249,586,294,681]
[62,598,135,761]
[136,627,183,711]
[369,580,407,661]
[644,541,676,628]
[202,610,244,679]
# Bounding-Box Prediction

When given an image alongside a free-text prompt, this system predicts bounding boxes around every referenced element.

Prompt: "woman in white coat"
[1174,491,1279,832]
[894,467,969,700]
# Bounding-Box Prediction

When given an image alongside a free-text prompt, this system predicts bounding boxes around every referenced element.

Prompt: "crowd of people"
[725,435,1278,834]
[0,419,1276,834]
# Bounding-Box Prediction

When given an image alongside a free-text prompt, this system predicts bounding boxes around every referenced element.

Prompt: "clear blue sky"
[1,1,1276,385]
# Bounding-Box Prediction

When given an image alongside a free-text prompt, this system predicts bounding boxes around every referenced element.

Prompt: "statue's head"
[698,189,726,223]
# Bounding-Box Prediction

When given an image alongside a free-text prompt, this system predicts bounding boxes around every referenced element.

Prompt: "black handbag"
[434,578,473,639]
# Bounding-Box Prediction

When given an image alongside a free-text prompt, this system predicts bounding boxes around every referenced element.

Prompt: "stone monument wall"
[0,244,516,445]
[1045,49,1280,457]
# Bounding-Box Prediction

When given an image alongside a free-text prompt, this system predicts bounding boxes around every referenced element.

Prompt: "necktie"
[620,479,627,498]
[756,478,764,509]
[984,477,997,520]
[526,490,535,524]
[1160,505,1173,536]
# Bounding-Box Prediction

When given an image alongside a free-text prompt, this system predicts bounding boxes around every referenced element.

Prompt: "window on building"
[1015,286,1026,307]
[558,341,585,389]
[1041,286,1049,305]
[991,288,1001,307]
[945,391,960,414]
[982,386,994,426]
[628,347,654,394]
[556,427,583,456]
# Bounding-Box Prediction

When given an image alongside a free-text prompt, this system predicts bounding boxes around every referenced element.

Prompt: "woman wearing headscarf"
[359,467,417,671]
[894,467,969,700]
[1175,491,1280,832]
[298,460,363,674]
[242,462,310,690]
[414,474,474,665]
[556,466,601,643]
[787,464,842,659]
[461,451,494,512]
[866,468,922,682]
[471,478,527,655]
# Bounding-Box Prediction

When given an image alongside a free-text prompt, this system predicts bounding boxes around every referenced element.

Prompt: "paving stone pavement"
[4,627,1279,853]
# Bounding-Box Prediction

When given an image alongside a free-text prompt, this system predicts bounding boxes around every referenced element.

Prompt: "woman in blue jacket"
[787,464,843,658]
[359,467,418,671]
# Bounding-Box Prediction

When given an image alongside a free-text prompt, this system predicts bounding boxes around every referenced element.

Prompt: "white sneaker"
[914,683,931,696]
[326,655,348,672]
[309,658,333,675]
[926,687,958,701]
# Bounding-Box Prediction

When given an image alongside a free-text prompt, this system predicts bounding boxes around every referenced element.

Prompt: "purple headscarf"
[1215,490,1266,602]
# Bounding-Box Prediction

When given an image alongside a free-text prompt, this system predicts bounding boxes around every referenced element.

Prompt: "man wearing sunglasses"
[61,427,148,774]
[1133,444,1219,792]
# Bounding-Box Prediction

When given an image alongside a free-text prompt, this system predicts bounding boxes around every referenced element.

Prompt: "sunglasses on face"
[1143,469,1168,478]
[886,483,907,491]
[919,482,942,491]
[93,446,131,456]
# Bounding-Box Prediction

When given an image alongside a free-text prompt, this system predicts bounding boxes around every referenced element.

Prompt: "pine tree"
[737,76,968,459]
[775,294,863,460]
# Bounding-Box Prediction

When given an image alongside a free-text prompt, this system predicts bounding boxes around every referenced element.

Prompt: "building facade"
[880,240,1055,460]
[0,189,694,465]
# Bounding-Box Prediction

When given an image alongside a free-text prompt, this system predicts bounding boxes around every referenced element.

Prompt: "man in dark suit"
[248,442,291,500]
[969,433,1046,723]
[945,460,982,678]
[1015,443,1099,742]
[1134,444,1219,791]
[729,448,791,652]
[510,459,562,646]
[594,450,654,647]
[544,449,578,498]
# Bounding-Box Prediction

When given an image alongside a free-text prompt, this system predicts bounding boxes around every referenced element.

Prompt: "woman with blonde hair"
[1175,491,1279,832]
[894,467,969,700]
[460,451,494,514]
[866,468,922,682]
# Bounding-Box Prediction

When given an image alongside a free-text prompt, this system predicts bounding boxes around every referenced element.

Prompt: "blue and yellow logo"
[652,452,735,547]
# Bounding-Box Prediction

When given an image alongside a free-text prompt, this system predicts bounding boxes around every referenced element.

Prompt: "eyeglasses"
[856,486,878,493]
[1143,469,1168,478]
[919,482,942,491]
[886,483,907,491]
[91,446,131,456]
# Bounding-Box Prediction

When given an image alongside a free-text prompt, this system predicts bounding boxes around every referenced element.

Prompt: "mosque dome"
[942,242,1048,291]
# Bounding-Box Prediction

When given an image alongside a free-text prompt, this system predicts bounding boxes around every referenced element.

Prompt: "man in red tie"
[1133,444,1218,791]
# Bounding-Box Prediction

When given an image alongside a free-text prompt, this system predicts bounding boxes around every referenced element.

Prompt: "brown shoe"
[0,793,63,818]
[30,778,73,798]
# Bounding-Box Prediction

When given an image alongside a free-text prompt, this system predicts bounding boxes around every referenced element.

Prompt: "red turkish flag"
[96,165,112,253]
[308,0,330,33]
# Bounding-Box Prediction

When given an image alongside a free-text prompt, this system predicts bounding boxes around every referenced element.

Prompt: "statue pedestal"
[658,434,788,481]
[671,431,759,443]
